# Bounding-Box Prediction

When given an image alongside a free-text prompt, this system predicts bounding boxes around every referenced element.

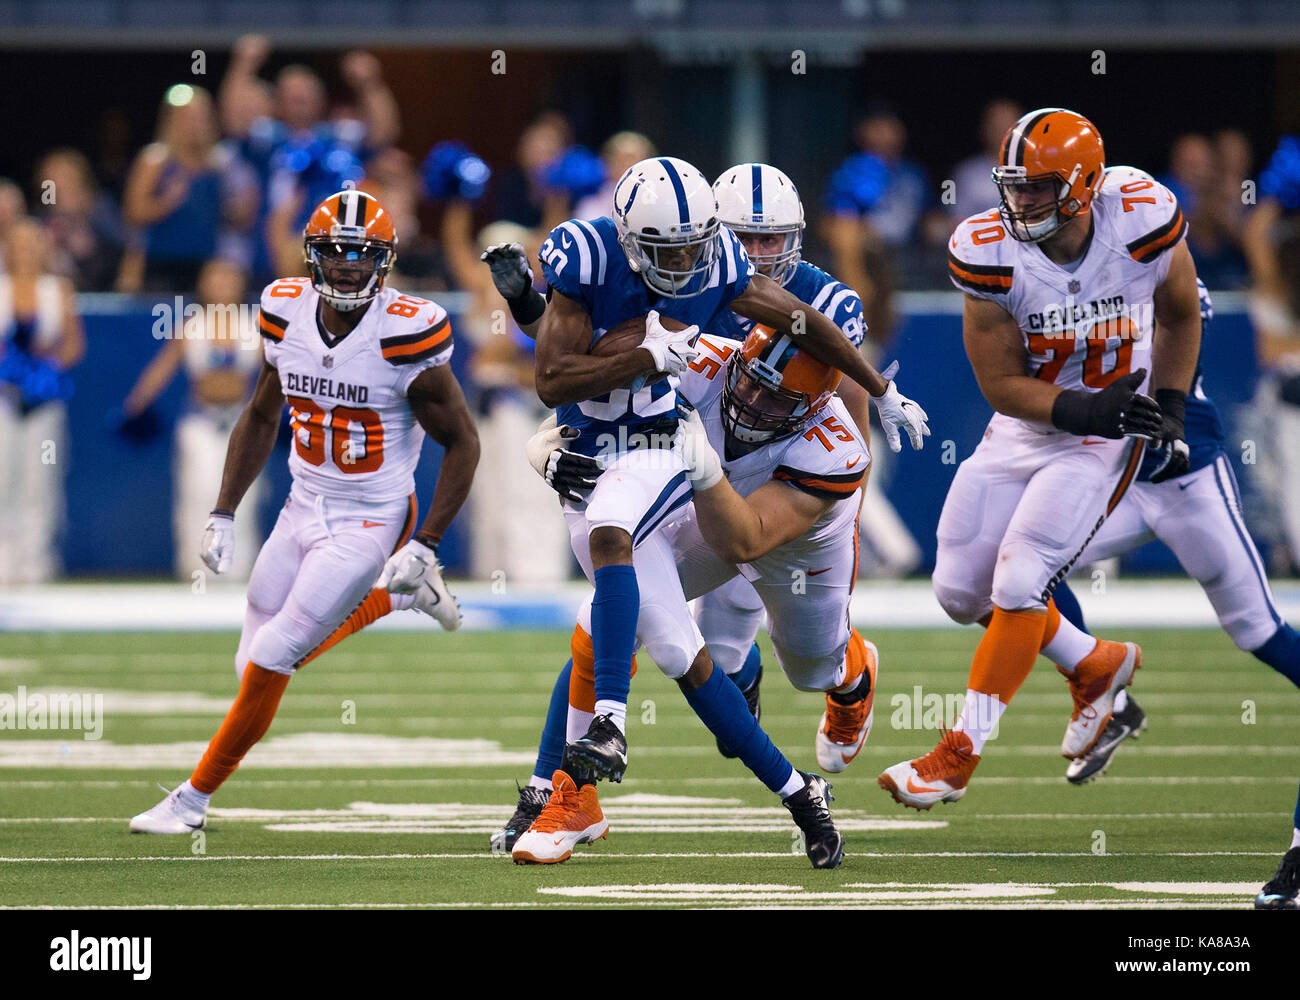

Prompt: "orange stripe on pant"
[568,625,637,714]
[190,663,290,794]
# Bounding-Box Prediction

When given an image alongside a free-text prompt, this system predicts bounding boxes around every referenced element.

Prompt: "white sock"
[528,774,553,791]
[179,779,210,809]
[565,706,595,744]
[594,699,627,734]
[1042,614,1098,674]
[1113,688,1129,713]
[389,592,415,611]
[953,690,1006,755]
[1290,827,1300,850]
[777,767,804,798]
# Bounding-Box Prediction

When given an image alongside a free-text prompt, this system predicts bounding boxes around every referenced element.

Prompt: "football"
[589,314,691,389]
[589,314,690,358]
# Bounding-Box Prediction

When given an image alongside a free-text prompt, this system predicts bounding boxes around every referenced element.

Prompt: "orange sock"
[297,589,393,669]
[833,628,873,694]
[968,606,1050,704]
[190,663,291,794]
[567,624,636,714]
[1039,598,1061,651]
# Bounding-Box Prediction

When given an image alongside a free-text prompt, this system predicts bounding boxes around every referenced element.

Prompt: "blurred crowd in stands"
[3,36,1300,584]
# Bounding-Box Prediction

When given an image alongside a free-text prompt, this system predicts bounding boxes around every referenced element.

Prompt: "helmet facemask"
[992,165,1083,243]
[620,221,721,298]
[720,352,814,456]
[305,234,395,312]
[735,228,803,286]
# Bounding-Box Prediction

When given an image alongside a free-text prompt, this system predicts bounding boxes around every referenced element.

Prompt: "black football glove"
[480,242,534,301]
[525,420,605,503]
[1050,368,1163,440]
[1147,388,1190,484]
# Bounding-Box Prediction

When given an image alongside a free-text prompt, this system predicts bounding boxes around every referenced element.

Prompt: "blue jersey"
[709,259,865,348]
[1138,279,1224,481]
[540,216,754,457]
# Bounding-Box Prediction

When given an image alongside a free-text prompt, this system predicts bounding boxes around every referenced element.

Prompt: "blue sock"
[533,660,572,782]
[726,642,761,691]
[682,666,793,795]
[1251,624,1300,690]
[591,565,638,710]
[1052,580,1089,634]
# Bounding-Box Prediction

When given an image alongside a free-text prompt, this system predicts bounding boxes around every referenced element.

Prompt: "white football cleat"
[878,729,981,811]
[815,639,879,773]
[512,770,608,865]
[129,785,206,834]
[1060,640,1141,759]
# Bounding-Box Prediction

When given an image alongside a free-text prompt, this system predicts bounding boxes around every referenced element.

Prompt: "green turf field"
[0,627,1295,909]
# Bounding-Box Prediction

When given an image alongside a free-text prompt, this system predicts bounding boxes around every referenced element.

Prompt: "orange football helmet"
[992,108,1105,243]
[303,188,397,311]
[721,325,842,453]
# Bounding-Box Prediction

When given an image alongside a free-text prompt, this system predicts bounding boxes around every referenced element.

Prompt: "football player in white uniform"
[509,329,876,867]
[880,108,1203,810]
[130,189,480,833]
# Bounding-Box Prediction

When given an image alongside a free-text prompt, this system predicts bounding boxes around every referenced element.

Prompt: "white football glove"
[526,413,605,503]
[639,309,700,377]
[675,408,725,490]
[871,361,931,453]
[376,540,462,631]
[200,513,235,574]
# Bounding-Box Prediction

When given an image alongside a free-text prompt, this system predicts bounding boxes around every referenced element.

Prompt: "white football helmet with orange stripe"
[304,189,398,311]
[993,108,1105,243]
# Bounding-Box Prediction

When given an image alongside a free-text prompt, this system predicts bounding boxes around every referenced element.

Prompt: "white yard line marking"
[0,850,1278,863]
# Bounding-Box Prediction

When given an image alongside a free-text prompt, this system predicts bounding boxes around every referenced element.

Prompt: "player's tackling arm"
[214,361,283,513]
[406,363,481,545]
[1150,240,1202,395]
[533,289,659,407]
[962,294,1064,423]
[693,478,831,565]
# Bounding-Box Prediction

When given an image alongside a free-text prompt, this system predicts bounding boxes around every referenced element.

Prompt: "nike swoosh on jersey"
[1082,439,1107,446]
[807,567,833,577]
[362,521,386,528]
[847,456,862,469]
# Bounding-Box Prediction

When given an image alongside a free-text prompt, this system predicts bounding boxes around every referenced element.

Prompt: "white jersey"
[678,335,870,576]
[948,165,1187,429]
[257,278,453,503]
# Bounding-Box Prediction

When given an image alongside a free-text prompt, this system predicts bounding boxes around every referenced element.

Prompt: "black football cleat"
[489,783,551,853]
[562,714,628,783]
[783,771,844,870]
[1066,694,1147,785]
[717,663,763,759]
[1255,846,1300,909]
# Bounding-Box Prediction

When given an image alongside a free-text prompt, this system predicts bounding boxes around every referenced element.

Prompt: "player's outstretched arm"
[533,290,661,407]
[732,273,889,395]
[214,361,283,514]
[731,273,929,451]
[963,294,1065,423]
[406,363,481,545]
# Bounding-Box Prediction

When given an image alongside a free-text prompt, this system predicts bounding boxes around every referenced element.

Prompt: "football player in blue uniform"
[524,156,928,787]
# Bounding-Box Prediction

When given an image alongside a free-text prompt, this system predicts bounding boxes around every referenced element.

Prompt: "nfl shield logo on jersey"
[1068,279,1081,294]
[322,354,334,369]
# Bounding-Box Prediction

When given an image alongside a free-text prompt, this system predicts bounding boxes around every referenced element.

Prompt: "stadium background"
[0,1,1297,583]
